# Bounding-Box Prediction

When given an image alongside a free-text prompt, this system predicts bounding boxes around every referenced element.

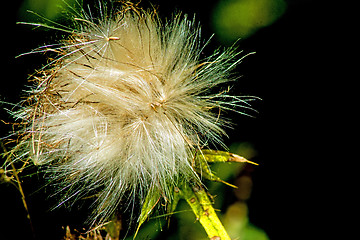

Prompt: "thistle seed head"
[9,2,255,223]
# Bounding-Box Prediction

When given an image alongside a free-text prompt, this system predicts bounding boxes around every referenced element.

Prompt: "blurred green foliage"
[18,0,78,21]
[18,0,286,43]
[212,0,287,43]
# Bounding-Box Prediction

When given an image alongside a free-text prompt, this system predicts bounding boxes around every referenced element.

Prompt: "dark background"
[2,0,343,239]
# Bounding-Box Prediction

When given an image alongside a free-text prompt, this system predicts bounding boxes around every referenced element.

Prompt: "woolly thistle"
[8,2,255,224]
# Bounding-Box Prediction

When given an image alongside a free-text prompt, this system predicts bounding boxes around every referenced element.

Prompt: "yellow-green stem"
[180,182,231,240]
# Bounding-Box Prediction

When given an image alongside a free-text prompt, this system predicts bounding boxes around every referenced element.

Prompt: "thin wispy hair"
[8,1,256,223]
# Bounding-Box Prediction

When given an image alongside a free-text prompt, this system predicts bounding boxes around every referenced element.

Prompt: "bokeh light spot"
[212,0,287,43]
[18,0,77,21]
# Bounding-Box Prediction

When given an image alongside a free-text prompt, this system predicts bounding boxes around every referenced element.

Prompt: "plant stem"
[1,141,35,238]
[181,181,231,240]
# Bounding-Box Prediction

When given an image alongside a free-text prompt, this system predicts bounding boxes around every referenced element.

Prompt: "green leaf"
[134,150,258,239]
[134,187,161,238]
[194,151,238,188]
[198,149,258,165]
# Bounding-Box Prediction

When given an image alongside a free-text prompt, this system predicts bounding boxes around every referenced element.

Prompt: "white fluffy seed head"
[11,3,255,223]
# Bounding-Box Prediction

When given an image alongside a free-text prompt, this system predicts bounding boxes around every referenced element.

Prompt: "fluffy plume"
[9,2,254,223]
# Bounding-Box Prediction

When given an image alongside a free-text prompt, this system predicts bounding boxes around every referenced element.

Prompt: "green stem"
[135,148,258,239]
[180,182,231,240]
